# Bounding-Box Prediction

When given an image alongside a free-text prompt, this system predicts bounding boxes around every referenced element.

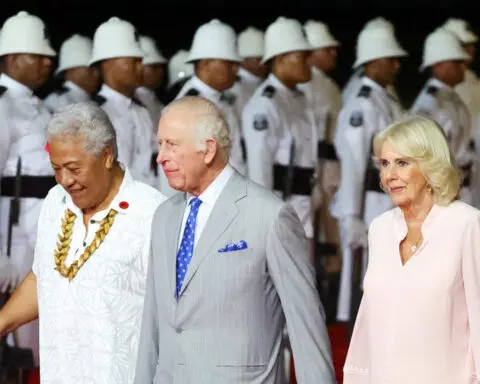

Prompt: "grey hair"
[46,102,118,159]
[162,96,231,161]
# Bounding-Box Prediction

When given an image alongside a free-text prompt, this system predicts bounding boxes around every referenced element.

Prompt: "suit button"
[175,327,183,334]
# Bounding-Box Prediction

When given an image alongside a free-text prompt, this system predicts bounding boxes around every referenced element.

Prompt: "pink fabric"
[344,201,480,384]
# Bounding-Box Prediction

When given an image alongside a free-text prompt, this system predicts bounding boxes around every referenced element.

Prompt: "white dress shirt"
[177,164,234,250]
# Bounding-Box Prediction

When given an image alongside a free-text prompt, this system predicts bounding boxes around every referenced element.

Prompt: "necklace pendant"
[410,244,417,253]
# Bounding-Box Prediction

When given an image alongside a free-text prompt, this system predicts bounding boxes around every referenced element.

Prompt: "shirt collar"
[392,203,443,242]
[0,74,34,97]
[238,67,262,83]
[311,66,326,78]
[64,168,135,221]
[99,84,134,108]
[64,80,89,97]
[428,77,453,92]
[186,164,234,207]
[190,76,221,100]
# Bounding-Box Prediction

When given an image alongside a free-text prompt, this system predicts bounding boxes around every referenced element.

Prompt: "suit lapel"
[165,193,187,298]
[179,172,246,296]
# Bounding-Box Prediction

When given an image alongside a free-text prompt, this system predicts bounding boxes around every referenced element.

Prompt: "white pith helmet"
[0,11,56,57]
[420,28,470,71]
[139,35,167,65]
[90,17,144,65]
[262,16,311,63]
[304,20,339,49]
[442,18,478,45]
[353,26,407,68]
[168,49,194,86]
[186,19,241,63]
[238,26,264,58]
[56,35,93,74]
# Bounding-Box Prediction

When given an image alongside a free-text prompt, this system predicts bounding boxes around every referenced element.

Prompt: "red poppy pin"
[119,201,129,209]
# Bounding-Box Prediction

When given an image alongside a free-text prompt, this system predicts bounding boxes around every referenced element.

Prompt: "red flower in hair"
[45,143,50,153]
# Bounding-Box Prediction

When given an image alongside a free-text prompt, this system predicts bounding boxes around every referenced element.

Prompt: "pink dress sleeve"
[462,213,480,383]
[343,220,377,383]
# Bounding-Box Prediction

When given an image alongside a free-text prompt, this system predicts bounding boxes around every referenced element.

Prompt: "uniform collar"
[189,76,221,100]
[0,74,34,97]
[428,77,453,92]
[64,80,89,97]
[267,73,304,96]
[135,86,154,97]
[311,66,327,78]
[238,67,262,84]
[99,84,135,108]
[63,167,135,221]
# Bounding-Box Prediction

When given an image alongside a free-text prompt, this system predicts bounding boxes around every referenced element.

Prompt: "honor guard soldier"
[44,35,101,113]
[0,11,57,366]
[443,19,480,207]
[243,17,318,251]
[298,20,342,277]
[176,19,245,175]
[162,49,193,105]
[342,17,400,105]
[332,25,407,322]
[411,29,473,204]
[444,19,480,141]
[230,27,269,122]
[89,17,157,187]
[135,36,167,128]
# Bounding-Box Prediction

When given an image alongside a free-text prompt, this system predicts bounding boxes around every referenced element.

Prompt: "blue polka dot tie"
[176,197,202,298]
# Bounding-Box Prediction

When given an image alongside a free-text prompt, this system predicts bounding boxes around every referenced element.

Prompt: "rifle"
[282,138,296,201]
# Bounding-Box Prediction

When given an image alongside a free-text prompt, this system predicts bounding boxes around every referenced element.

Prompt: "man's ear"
[204,138,218,165]
[102,146,115,169]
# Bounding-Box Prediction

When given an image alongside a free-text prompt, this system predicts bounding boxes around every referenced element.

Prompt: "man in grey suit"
[134,96,336,384]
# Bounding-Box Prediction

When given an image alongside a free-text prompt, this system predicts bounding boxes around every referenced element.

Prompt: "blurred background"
[1,1,478,107]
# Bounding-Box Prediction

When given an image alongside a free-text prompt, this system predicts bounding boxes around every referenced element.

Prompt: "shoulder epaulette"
[132,97,145,108]
[91,94,106,106]
[220,92,236,105]
[55,85,69,95]
[185,88,200,96]
[0,86,7,98]
[261,85,276,98]
[426,86,438,96]
[357,85,371,98]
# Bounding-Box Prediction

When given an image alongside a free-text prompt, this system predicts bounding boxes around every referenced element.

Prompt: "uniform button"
[90,220,95,224]
[175,327,183,334]
[83,242,86,247]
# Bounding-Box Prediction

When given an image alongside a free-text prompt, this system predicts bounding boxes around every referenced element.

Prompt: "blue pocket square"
[218,240,248,253]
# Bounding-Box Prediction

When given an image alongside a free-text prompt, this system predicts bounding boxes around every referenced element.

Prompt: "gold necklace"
[53,208,118,281]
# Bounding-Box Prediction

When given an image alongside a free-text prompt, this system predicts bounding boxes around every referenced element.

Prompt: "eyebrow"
[50,161,80,167]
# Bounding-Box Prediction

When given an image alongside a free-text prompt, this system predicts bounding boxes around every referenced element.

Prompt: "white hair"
[46,102,118,159]
[163,96,231,161]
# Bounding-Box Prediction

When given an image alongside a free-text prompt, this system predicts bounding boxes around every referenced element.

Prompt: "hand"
[0,255,20,294]
[343,216,367,249]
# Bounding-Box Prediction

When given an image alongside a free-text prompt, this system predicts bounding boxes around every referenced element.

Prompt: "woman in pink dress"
[344,115,480,384]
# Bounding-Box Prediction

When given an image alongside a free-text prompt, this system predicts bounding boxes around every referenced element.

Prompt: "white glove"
[343,216,367,249]
[0,254,20,293]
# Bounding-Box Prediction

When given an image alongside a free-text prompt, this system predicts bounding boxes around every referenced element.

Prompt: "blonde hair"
[373,115,460,206]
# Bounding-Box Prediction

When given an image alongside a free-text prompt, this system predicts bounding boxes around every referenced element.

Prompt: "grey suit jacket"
[134,171,336,384]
